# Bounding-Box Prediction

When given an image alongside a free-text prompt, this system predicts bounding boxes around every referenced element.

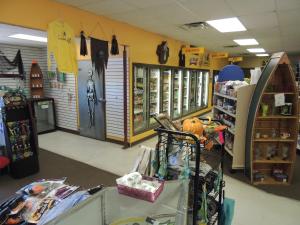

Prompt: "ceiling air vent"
[223,45,239,48]
[180,21,209,30]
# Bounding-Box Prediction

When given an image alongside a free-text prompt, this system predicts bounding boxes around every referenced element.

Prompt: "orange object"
[31,184,45,194]
[205,140,214,151]
[32,59,38,64]
[183,117,204,137]
[214,125,227,132]
[6,217,22,224]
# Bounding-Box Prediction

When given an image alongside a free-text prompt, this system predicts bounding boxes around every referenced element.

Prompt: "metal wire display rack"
[154,117,226,225]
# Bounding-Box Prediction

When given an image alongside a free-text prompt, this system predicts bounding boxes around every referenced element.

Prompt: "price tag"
[274,93,285,107]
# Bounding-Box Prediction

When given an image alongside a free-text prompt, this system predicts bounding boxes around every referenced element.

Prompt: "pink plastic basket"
[117,176,164,203]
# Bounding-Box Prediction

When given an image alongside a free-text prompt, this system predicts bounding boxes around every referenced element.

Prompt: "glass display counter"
[45,180,189,225]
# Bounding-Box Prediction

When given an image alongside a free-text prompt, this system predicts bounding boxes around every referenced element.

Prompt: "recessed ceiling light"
[247,48,265,53]
[234,38,258,46]
[206,17,246,33]
[256,53,269,57]
[8,34,47,43]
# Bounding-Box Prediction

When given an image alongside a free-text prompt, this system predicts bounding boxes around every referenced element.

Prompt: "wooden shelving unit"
[213,84,255,171]
[245,52,299,185]
[29,62,44,99]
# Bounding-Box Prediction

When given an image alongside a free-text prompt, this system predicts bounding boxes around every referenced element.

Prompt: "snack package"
[17,178,67,198]
[53,185,79,199]
[5,215,24,225]
[27,198,56,224]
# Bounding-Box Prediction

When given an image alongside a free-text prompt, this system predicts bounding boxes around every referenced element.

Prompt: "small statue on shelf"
[282,145,289,160]
[254,147,261,160]
[271,128,277,138]
[261,103,269,117]
[266,145,276,160]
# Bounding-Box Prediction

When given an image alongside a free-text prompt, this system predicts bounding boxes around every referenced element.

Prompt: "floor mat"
[0,149,118,202]
[223,152,300,201]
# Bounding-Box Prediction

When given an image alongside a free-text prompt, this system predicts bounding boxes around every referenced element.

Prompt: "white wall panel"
[105,56,130,141]
[44,49,78,131]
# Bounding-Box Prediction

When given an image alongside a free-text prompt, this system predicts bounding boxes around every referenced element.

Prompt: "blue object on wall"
[218,64,244,82]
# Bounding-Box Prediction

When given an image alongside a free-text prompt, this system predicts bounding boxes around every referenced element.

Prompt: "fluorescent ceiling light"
[8,34,47,43]
[247,48,265,53]
[206,17,246,33]
[234,38,258,46]
[256,53,269,57]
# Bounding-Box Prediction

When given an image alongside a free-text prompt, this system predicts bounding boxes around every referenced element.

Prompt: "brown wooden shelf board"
[254,138,296,142]
[253,174,290,185]
[253,157,293,164]
[257,116,297,119]
[264,92,295,95]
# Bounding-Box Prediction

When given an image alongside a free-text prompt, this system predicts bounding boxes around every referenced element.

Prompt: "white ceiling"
[56,0,300,55]
[0,24,47,47]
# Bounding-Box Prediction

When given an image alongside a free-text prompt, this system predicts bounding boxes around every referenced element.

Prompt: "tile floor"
[39,131,300,225]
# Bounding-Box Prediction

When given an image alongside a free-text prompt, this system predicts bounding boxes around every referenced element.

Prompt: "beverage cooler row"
[133,63,210,134]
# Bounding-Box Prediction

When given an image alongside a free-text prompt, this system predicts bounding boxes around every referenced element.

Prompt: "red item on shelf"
[0,156,10,169]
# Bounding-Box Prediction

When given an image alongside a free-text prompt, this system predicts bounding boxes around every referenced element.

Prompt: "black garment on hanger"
[110,35,119,55]
[80,31,88,56]
[0,50,25,79]
[178,48,185,67]
[156,41,169,64]
[90,37,109,77]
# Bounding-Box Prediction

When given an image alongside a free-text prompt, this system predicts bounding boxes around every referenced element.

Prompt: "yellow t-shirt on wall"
[47,20,78,75]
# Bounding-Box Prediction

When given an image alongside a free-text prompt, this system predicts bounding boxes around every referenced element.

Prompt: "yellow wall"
[0,0,227,143]
[238,56,268,68]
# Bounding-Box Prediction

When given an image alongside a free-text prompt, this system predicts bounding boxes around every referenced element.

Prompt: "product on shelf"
[7,120,33,162]
[253,170,265,182]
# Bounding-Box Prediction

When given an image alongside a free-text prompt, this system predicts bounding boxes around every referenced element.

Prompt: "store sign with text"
[182,47,205,55]
[210,52,228,59]
[183,47,210,68]
[228,56,243,62]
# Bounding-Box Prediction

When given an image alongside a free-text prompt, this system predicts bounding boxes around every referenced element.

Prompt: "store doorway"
[78,60,106,140]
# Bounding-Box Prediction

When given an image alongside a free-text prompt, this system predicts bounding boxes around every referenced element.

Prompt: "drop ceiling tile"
[178,0,234,21]
[239,12,278,29]
[277,9,300,26]
[226,0,275,16]
[282,36,300,52]
[55,0,103,7]
[147,2,198,25]
[109,10,164,27]
[275,0,300,11]
[280,24,300,38]
[81,0,137,16]
[123,0,175,9]
[190,28,224,39]
[249,27,281,38]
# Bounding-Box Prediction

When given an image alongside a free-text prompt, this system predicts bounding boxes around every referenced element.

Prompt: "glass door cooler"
[160,68,172,117]
[133,66,148,133]
[203,71,209,107]
[182,70,190,116]
[172,69,182,119]
[196,71,203,109]
[189,70,197,112]
[149,68,160,126]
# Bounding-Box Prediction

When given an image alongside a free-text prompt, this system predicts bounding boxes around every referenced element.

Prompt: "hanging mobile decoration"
[80,31,88,56]
[178,46,185,67]
[0,50,25,79]
[110,34,119,55]
[90,37,109,77]
[156,41,169,64]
